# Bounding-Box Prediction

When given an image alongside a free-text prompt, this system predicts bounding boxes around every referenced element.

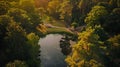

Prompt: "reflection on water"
[60,36,72,55]
[38,34,67,67]
[60,34,77,56]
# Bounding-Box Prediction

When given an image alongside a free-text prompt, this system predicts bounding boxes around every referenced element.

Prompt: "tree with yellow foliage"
[65,26,106,67]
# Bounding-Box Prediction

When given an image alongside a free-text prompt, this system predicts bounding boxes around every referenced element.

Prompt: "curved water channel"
[38,34,67,67]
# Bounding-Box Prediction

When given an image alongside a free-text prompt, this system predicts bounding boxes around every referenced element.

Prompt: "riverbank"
[37,23,77,36]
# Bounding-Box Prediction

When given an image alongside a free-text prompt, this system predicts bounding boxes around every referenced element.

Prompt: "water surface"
[38,34,67,67]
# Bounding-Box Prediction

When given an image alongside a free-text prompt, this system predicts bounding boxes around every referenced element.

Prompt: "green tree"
[4,18,40,67]
[7,0,42,34]
[102,8,120,35]
[0,15,40,67]
[97,2,112,12]
[4,19,28,61]
[109,0,118,8]
[78,0,91,14]
[107,34,120,67]
[0,1,10,15]
[7,8,29,22]
[47,0,61,19]
[0,0,41,67]
[19,0,35,13]
[7,8,32,33]
[26,33,40,67]
[0,15,13,66]
[59,0,72,26]
[6,60,28,67]
[19,0,42,33]
[85,5,108,27]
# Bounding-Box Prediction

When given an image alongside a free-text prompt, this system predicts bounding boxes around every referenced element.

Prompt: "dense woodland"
[0,0,120,67]
[0,0,41,67]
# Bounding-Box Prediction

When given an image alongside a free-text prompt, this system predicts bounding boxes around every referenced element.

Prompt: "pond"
[38,34,67,67]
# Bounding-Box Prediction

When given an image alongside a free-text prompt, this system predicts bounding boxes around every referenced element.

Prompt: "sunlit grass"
[47,27,73,35]
[50,20,66,27]
[42,15,66,27]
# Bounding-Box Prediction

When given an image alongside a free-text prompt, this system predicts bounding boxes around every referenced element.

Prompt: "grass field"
[47,27,73,35]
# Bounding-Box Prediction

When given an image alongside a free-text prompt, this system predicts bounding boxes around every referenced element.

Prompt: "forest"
[0,0,120,67]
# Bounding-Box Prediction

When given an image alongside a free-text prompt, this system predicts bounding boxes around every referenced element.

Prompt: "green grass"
[47,27,73,35]
[50,20,66,27]
[42,15,66,27]
[42,15,75,35]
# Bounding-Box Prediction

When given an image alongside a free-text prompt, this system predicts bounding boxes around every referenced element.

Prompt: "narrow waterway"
[38,34,67,67]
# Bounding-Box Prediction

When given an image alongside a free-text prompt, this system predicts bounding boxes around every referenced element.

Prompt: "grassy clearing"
[41,15,74,35]
[47,27,73,35]
[42,15,66,27]
[49,20,66,27]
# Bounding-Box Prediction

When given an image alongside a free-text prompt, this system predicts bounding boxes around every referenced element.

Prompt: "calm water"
[38,34,67,67]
